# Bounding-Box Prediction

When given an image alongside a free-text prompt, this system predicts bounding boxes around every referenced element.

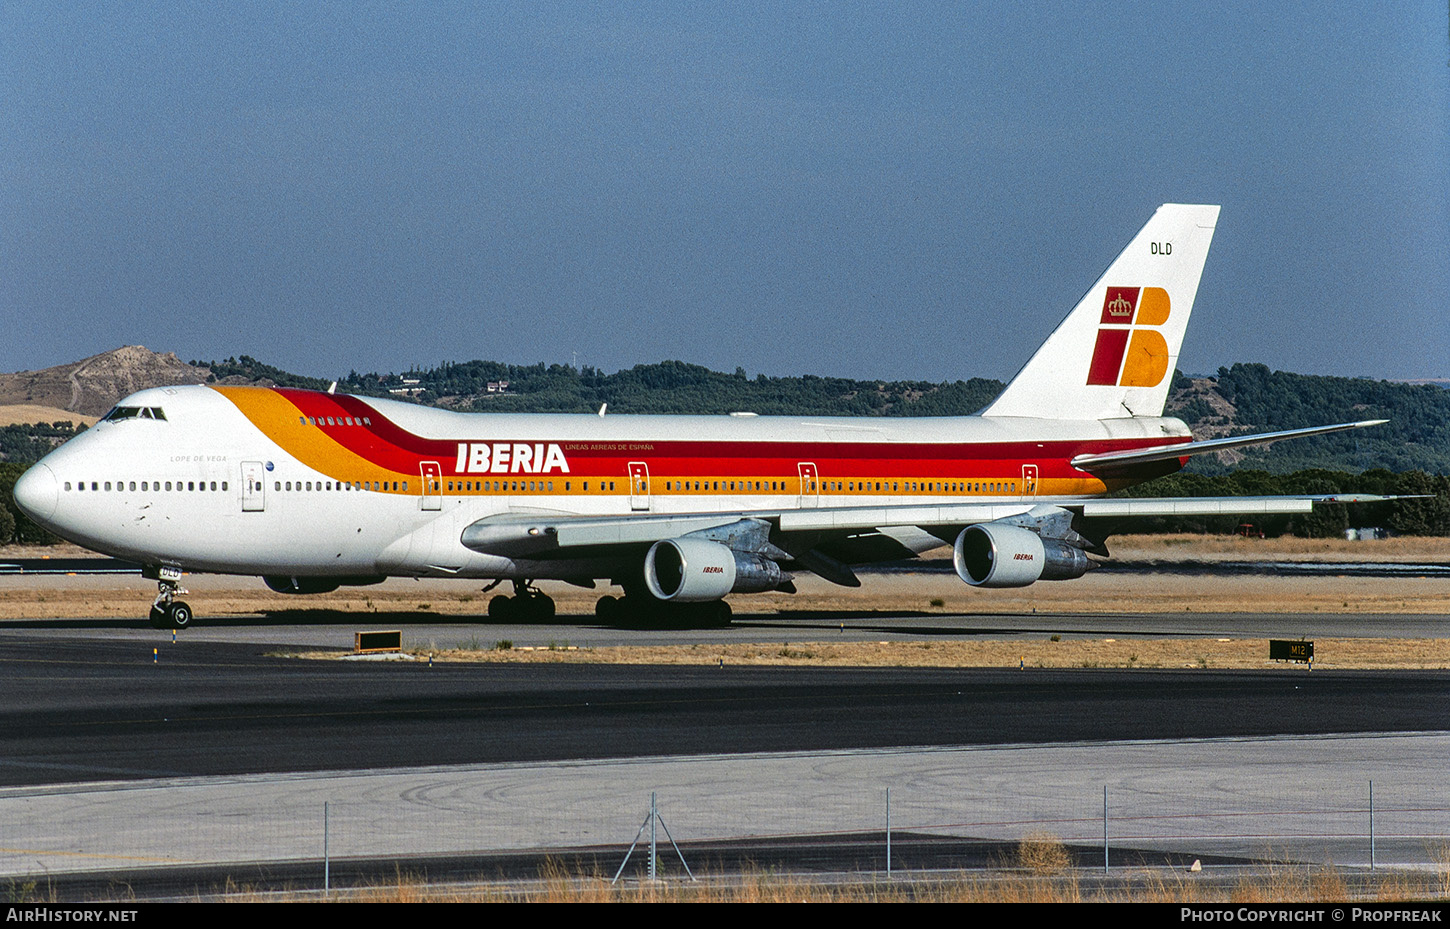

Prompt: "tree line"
[1183,364,1450,475]
[335,358,1007,418]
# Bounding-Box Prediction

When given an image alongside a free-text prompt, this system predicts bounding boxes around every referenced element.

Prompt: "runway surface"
[6,734,1445,895]
[6,608,1450,646]
[2,634,1448,787]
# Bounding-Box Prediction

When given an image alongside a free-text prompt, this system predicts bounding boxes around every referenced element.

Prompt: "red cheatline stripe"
[255,388,1187,480]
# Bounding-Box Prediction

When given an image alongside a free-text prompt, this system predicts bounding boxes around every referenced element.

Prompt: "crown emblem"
[1106,293,1133,318]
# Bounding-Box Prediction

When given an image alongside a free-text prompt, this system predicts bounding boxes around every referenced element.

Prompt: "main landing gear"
[487,580,556,623]
[149,575,194,629]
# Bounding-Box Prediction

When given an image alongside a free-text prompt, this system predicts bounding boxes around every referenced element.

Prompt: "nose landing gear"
[146,566,194,629]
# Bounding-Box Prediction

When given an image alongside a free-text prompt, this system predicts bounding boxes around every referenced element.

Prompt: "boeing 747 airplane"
[12,204,1388,627]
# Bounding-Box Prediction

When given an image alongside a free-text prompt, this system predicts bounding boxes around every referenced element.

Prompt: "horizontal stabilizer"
[1069,420,1388,470]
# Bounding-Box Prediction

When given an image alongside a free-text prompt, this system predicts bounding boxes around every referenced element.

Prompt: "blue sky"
[3,2,1447,383]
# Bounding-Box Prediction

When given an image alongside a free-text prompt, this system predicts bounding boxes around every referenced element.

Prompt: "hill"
[0,346,210,417]
[0,347,337,422]
[1165,364,1450,474]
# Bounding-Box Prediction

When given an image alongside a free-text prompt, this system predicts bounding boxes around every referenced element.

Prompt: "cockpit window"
[102,406,166,422]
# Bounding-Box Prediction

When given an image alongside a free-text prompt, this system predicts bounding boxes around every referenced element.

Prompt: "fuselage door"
[627,461,651,511]
[1021,464,1039,499]
[797,462,820,508]
[241,461,266,512]
[420,461,443,511]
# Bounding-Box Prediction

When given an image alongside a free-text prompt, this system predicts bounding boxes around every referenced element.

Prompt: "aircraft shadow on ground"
[6,608,1172,638]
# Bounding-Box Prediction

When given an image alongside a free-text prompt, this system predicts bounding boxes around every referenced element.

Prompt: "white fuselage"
[14,385,1189,581]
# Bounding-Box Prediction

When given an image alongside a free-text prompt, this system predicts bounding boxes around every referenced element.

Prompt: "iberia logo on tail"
[1086,286,1171,387]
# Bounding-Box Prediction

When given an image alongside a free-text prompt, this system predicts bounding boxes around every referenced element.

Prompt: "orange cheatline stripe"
[212,386,415,489]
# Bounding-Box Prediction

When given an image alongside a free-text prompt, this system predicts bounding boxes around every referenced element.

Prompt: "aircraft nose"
[12,463,59,524]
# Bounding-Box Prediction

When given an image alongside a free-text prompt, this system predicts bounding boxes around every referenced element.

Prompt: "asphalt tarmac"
[1,633,1448,787]
[6,607,1450,646]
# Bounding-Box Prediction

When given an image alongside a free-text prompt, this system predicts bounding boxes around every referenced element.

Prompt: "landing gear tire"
[529,595,556,622]
[490,591,557,623]
[149,606,168,629]
[595,595,620,622]
[167,601,193,629]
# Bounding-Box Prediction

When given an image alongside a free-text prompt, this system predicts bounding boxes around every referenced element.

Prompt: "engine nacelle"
[644,538,787,602]
[952,524,1090,588]
[263,575,386,595]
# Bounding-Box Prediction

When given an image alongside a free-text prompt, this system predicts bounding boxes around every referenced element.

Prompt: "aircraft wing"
[774,493,1400,527]
[1068,493,1393,518]
[460,492,1401,565]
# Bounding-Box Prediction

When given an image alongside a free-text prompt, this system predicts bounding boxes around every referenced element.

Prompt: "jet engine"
[952,523,1090,588]
[644,537,788,602]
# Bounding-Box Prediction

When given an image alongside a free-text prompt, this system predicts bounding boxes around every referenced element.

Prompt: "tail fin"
[981,203,1220,420]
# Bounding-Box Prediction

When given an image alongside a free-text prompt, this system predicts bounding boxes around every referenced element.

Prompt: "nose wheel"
[149,574,194,629]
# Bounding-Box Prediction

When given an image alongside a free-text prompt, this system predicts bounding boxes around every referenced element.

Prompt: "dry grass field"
[0,404,97,427]
[386,635,1450,671]
[251,868,1446,904]
[10,569,1449,621]
[221,839,1450,903]
[1110,533,1450,562]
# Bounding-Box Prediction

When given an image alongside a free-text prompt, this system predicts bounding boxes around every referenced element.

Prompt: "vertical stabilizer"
[981,203,1219,420]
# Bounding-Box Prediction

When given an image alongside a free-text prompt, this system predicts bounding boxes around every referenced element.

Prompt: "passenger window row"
[421,478,1019,494]
[298,415,372,427]
[276,480,407,492]
[447,480,559,492]
[656,479,1019,493]
[65,480,226,492]
[439,480,621,493]
[61,475,1016,496]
